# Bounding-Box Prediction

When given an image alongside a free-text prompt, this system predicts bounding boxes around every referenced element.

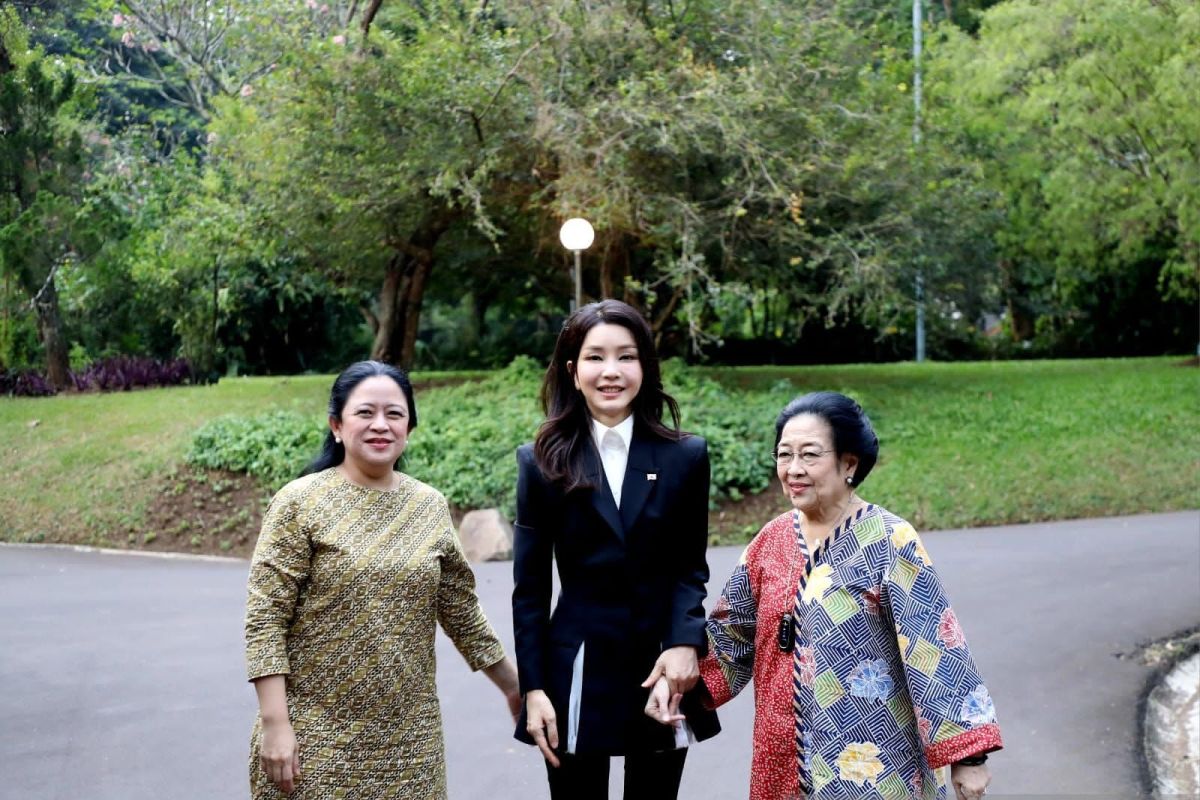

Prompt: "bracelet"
[955,753,988,766]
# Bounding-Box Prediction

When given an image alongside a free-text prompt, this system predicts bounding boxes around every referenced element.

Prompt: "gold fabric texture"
[245,468,505,799]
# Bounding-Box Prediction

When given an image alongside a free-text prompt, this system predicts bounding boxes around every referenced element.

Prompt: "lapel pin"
[647,473,657,481]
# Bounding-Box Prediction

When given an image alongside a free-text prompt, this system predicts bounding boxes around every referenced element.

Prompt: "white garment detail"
[566,642,585,754]
[591,415,633,509]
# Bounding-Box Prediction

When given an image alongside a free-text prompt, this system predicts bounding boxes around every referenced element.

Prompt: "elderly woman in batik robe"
[648,392,1002,800]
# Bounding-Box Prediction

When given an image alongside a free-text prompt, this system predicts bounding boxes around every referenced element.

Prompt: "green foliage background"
[178,358,1200,535]
[4,0,1195,380]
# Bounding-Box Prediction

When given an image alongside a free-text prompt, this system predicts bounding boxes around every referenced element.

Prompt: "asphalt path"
[1,510,1197,799]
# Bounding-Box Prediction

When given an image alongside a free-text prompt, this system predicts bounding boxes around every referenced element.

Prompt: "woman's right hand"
[259,717,302,794]
[524,689,561,767]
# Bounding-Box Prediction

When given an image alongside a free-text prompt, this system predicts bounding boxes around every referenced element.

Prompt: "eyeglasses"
[773,449,833,467]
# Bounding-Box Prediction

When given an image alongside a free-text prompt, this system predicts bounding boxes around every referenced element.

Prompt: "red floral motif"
[797,646,816,685]
[938,608,966,649]
[862,586,881,615]
[915,705,932,747]
[710,596,731,624]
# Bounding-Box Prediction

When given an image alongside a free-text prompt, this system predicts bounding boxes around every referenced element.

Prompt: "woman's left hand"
[950,762,991,800]
[640,645,699,696]
[643,676,685,728]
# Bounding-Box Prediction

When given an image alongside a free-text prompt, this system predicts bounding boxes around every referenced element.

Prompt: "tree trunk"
[398,253,433,368]
[32,276,71,390]
[998,257,1035,341]
[370,255,408,364]
[370,208,458,369]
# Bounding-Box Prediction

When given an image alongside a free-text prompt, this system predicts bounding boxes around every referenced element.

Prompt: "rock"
[457,508,513,563]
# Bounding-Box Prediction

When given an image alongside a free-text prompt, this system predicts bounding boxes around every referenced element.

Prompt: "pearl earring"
[335,436,342,444]
[845,476,854,485]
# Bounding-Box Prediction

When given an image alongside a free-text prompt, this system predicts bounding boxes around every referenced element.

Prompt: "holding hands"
[643,676,686,728]
[640,645,699,696]
[640,645,698,729]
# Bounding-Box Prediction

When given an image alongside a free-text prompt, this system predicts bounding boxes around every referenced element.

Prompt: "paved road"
[1,511,1197,799]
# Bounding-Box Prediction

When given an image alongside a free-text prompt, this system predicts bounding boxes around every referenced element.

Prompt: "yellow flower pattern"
[890,521,932,565]
[837,741,886,785]
[803,563,834,603]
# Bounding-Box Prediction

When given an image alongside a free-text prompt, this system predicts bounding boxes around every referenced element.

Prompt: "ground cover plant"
[1,358,1195,555]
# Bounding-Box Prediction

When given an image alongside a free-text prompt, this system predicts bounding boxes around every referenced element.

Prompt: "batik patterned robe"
[701,506,1002,800]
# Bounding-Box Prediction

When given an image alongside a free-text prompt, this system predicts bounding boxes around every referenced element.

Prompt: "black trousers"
[545,748,688,800]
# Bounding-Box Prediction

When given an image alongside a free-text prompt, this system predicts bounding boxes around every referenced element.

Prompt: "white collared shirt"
[591,414,634,508]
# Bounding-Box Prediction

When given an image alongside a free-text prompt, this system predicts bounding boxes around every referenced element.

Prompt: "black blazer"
[512,425,720,755]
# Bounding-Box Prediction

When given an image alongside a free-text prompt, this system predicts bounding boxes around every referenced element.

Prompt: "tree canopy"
[2,0,1195,380]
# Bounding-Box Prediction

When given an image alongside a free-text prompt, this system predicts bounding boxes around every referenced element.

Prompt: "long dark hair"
[300,361,418,477]
[774,391,879,487]
[534,299,682,492]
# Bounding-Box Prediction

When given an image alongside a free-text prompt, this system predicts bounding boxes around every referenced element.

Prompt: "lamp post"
[559,217,594,311]
[913,0,927,362]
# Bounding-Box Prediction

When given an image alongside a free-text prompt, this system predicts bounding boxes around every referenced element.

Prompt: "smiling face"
[569,323,644,427]
[776,413,858,519]
[330,375,411,483]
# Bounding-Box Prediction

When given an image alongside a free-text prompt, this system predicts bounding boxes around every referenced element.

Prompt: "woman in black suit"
[512,299,719,800]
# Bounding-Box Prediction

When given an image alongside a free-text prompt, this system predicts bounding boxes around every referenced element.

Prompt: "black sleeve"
[511,444,554,694]
[664,437,711,653]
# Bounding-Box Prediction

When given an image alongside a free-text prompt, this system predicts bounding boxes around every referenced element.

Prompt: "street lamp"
[912,0,927,362]
[559,217,594,311]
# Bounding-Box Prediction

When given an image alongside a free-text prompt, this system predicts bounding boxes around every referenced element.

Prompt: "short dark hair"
[301,360,417,477]
[774,391,879,487]
[534,299,681,491]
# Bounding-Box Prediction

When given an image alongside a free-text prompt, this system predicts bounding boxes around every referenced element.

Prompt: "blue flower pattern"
[848,658,894,702]
[960,685,995,724]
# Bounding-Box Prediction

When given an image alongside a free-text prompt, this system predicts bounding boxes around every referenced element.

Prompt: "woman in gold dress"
[244,361,520,798]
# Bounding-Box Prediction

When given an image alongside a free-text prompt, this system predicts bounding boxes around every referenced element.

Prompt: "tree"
[0,8,89,388]
[210,0,538,367]
[931,0,1199,352]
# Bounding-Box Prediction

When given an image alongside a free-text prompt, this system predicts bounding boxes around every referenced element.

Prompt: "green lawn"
[1,358,1196,549]
[710,358,1200,531]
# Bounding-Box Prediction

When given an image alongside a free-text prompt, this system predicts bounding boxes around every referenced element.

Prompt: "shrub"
[186,410,326,488]
[0,368,57,397]
[0,357,193,396]
[183,357,802,515]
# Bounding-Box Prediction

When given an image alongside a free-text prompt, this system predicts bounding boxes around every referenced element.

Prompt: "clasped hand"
[639,645,698,696]
[640,645,697,728]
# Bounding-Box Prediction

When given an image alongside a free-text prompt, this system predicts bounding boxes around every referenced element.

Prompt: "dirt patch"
[1176,356,1199,368]
[140,468,270,559]
[710,489,790,545]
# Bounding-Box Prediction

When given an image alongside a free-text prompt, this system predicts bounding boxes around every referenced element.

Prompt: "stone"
[457,508,513,563]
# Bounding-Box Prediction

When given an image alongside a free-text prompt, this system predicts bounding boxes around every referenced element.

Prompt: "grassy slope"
[1,376,329,545]
[1,358,1196,548]
[710,358,1199,530]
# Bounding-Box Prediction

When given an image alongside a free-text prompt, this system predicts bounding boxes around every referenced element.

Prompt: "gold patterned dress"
[244,468,506,799]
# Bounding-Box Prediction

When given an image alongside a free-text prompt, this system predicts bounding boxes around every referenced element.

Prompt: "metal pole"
[913,0,926,362]
[572,249,582,312]
[912,0,923,147]
[916,273,926,363]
